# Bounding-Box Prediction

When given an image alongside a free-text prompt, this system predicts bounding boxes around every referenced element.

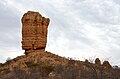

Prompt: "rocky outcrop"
[1,53,120,79]
[102,61,112,68]
[0,11,120,79]
[21,11,50,53]
[95,58,101,65]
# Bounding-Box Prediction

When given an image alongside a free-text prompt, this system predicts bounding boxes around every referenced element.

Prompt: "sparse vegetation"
[0,51,120,79]
[43,64,54,74]
[25,61,39,67]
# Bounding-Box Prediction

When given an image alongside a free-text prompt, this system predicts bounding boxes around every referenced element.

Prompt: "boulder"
[102,61,111,68]
[95,58,101,65]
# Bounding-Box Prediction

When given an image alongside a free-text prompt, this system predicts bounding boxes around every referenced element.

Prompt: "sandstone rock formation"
[95,58,101,65]
[21,11,50,53]
[102,61,112,68]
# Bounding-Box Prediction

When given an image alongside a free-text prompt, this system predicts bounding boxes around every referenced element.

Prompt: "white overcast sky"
[0,0,120,66]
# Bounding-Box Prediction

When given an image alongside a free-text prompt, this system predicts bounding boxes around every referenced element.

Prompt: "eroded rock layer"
[21,11,50,52]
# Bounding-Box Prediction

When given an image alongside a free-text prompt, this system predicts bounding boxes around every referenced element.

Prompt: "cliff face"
[0,11,120,79]
[22,11,50,53]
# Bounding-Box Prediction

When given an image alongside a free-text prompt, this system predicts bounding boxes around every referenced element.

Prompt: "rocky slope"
[0,50,120,79]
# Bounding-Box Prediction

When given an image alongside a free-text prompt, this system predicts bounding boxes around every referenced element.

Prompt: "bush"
[43,65,54,74]
[25,61,39,67]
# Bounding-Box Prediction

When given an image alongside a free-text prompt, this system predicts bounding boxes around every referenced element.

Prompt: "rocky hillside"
[0,11,120,79]
[0,50,120,79]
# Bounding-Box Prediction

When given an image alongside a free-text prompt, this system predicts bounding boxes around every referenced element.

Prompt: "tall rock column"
[21,11,50,53]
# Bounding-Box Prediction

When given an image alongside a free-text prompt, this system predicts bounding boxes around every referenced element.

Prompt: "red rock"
[21,11,50,53]
[102,61,111,68]
[95,58,101,65]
